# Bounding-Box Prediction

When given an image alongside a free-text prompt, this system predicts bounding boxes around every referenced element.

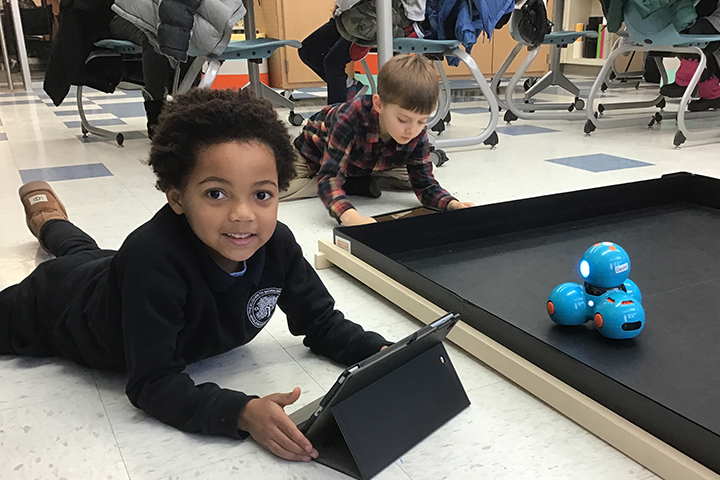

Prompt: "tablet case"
[310,342,470,479]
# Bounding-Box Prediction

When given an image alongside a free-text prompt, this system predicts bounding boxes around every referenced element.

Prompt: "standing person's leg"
[324,32,354,105]
[298,18,340,82]
[109,16,171,136]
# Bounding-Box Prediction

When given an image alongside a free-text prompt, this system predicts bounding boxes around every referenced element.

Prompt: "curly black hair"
[148,88,297,192]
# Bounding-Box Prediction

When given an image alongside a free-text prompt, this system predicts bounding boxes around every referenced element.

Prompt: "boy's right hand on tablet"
[340,209,377,226]
[238,387,319,462]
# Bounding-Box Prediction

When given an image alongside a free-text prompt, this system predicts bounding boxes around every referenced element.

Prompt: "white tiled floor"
[1,77,717,480]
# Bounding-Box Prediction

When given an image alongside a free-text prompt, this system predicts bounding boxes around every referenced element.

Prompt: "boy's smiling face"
[167,140,279,274]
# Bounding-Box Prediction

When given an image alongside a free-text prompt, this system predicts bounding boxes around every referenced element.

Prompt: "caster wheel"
[584,119,596,135]
[116,133,124,147]
[429,149,449,167]
[431,120,446,135]
[673,130,686,148]
[657,98,666,110]
[503,110,518,123]
[81,125,89,138]
[593,111,599,119]
[442,111,451,125]
[601,82,608,92]
[575,98,585,110]
[288,112,304,126]
[568,104,575,113]
[483,131,499,149]
[523,77,537,92]
[598,104,605,114]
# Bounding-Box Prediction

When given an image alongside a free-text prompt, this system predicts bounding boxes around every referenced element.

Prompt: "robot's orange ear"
[594,313,604,328]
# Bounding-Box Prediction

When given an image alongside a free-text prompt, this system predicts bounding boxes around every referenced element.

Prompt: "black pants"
[298,18,353,105]
[109,16,172,102]
[0,220,114,356]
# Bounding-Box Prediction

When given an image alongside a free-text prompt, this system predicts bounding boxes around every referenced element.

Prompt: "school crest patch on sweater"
[247,288,282,328]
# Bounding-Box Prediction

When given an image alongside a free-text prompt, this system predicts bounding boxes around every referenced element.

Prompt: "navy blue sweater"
[50,205,388,437]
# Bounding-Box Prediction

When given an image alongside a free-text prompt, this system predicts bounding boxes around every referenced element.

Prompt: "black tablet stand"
[311,342,470,479]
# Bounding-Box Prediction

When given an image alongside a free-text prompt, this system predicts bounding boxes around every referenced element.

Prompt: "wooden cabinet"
[256,0,336,89]
[256,0,550,89]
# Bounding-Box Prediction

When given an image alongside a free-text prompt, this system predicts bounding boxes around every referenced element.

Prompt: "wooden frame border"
[316,239,720,480]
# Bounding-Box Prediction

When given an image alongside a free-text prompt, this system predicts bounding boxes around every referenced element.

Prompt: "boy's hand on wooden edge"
[238,387,319,462]
[339,209,377,226]
[447,200,475,210]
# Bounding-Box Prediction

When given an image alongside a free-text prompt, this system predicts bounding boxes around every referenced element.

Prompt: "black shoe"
[659,82,688,98]
[343,176,382,198]
[144,100,164,139]
[688,97,720,111]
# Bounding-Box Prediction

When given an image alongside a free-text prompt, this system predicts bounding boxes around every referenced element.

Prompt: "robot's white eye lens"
[588,300,594,307]
[580,260,590,278]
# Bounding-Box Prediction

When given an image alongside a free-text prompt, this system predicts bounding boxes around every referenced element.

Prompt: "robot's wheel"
[429,149,449,167]
[673,130,687,148]
[584,119,596,135]
[288,112,304,126]
[116,133,124,147]
[483,131,499,149]
[431,120,446,135]
[503,110,518,124]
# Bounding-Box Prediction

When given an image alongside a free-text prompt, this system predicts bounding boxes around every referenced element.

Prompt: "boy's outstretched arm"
[238,387,319,462]
[276,224,390,365]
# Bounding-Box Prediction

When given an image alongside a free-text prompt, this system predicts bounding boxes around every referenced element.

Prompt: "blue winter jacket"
[426,0,514,65]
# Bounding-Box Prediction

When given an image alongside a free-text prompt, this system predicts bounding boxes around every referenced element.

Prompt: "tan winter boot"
[18,181,68,241]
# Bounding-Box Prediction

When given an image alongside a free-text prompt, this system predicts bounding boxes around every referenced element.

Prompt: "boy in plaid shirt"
[282,54,474,226]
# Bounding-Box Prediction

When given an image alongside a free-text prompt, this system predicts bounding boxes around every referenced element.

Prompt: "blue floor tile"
[497,125,559,136]
[546,153,653,172]
[97,102,146,118]
[452,106,489,115]
[0,91,38,97]
[0,98,44,105]
[64,118,126,129]
[0,133,7,141]
[54,109,103,117]
[449,80,480,89]
[19,163,114,183]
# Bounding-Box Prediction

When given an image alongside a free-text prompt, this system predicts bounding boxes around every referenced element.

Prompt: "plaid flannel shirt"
[293,97,457,219]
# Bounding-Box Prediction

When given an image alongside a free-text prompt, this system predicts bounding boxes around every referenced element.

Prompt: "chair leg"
[432,48,499,150]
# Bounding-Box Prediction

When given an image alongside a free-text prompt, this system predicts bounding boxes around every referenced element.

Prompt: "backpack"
[517,0,553,47]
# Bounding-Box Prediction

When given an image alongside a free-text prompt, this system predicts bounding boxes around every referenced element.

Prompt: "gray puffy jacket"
[112,0,246,62]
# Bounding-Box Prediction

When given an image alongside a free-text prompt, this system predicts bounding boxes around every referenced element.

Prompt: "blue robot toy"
[546,242,645,339]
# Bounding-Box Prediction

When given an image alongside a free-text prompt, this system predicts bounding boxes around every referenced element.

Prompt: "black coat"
[43,0,118,106]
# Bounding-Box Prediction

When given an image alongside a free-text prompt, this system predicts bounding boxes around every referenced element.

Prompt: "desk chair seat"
[490,8,599,124]
[180,38,302,125]
[585,2,720,147]
[76,39,146,146]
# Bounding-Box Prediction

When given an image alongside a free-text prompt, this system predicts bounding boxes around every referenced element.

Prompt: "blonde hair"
[376,54,439,115]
